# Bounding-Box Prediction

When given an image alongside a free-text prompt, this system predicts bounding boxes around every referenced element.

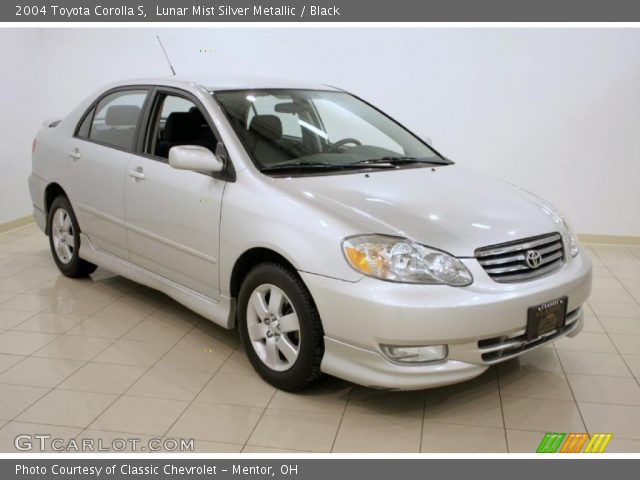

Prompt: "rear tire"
[48,195,97,278]
[237,262,324,391]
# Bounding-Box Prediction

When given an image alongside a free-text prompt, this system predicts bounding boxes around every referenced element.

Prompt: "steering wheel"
[327,138,362,153]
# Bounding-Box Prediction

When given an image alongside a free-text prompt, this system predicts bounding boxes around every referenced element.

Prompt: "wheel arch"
[44,182,68,234]
[232,248,326,390]
[229,247,301,300]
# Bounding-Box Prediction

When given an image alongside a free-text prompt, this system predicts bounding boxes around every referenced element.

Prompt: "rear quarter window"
[76,107,94,138]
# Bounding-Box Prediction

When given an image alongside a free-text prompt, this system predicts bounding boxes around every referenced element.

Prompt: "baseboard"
[0,215,34,234]
[578,233,640,246]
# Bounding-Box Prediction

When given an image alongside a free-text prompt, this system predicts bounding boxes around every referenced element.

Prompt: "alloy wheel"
[246,283,301,372]
[51,207,75,264]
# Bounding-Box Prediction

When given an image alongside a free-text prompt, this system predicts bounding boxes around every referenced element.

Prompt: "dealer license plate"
[526,297,568,341]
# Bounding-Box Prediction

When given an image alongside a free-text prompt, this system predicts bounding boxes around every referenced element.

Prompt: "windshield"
[213,89,449,174]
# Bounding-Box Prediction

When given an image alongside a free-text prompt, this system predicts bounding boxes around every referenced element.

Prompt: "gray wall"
[4,28,640,235]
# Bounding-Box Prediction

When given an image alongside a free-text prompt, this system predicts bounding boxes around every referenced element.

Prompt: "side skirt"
[78,233,234,329]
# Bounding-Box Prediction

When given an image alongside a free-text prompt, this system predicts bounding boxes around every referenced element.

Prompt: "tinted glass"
[214,89,443,172]
[246,95,302,138]
[76,107,94,138]
[147,94,217,159]
[89,90,147,150]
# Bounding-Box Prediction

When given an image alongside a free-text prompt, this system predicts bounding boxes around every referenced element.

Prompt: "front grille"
[478,308,582,364]
[475,232,565,283]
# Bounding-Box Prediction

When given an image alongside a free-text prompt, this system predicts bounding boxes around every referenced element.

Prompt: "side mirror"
[169,145,224,173]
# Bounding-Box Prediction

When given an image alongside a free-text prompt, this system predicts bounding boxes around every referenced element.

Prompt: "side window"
[88,90,147,150]
[148,93,217,159]
[76,107,94,138]
[247,96,302,139]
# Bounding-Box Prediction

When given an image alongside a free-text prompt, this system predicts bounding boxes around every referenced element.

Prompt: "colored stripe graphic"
[574,433,589,452]
[538,433,613,453]
[584,433,613,453]
[560,433,589,453]
[536,433,565,453]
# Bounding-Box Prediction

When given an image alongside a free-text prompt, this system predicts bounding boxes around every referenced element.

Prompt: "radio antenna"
[156,35,176,76]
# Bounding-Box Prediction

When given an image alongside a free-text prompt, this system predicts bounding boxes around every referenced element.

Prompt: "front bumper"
[301,252,592,390]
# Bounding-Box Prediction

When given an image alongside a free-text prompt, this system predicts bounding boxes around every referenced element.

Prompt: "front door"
[124,90,225,299]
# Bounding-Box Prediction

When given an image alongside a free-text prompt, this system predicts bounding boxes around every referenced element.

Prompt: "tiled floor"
[0,224,639,453]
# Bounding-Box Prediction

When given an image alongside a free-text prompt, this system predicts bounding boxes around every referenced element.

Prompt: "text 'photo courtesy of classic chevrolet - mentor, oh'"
[28,76,592,391]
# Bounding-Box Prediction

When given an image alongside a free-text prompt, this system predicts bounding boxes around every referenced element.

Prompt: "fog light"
[381,344,447,364]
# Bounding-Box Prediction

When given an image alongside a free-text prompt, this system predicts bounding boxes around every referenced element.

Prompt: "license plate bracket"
[526,296,568,341]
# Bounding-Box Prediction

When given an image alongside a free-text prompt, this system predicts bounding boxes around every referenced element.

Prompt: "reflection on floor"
[0,224,639,453]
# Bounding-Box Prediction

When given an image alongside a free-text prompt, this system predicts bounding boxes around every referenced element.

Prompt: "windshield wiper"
[261,156,449,173]
[261,161,391,172]
[350,156,449,166]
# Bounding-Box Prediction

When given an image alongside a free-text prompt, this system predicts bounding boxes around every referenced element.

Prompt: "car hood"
[271,164,562,257]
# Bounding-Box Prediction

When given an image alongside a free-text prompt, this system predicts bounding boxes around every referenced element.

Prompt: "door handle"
[67,149,81,160]
[127,168,146,181]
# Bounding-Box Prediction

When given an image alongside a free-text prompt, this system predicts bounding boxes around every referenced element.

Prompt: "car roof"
[105,76,341,93]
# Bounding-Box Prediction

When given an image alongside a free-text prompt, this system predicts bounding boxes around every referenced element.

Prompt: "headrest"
[248,115,283,141]
[189,106,207,125]
[164,111,201,141]
[105,105,140,127]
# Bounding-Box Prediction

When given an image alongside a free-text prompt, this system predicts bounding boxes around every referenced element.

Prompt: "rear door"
[124,88,225,299]
[68,88,150,259]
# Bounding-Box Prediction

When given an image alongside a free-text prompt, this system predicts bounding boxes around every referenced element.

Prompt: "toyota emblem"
[525,250,542,268]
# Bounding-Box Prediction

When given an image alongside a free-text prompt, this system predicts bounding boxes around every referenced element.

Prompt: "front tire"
[48,195,97,278]
[237,262,324,391]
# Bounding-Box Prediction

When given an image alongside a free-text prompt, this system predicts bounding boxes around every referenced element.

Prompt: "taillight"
[32,138,37,154]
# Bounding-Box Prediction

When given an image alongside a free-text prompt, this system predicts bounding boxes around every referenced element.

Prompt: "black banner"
[5,0,640,22]
[5,459,640,480]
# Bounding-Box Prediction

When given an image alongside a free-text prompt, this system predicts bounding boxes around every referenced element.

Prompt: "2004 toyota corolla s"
[28,76,592,391]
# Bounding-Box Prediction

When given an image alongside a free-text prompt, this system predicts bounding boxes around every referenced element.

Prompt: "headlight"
[522,190,580,258]
[560,219,580,257]
[342,234,473,286]
[540,206,580,257]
